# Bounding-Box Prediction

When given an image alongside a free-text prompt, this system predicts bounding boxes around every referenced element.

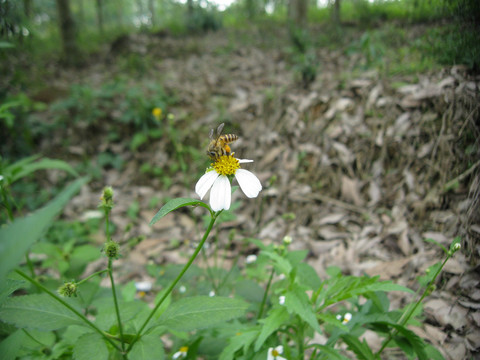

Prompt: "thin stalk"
[1,186,14,222]
[108,258,126,355]
[25,252,36,278]
[14,269,122,352]
[77,269,108,286]
[376,254,451,355]
[257,267,275,320]
[127,212,219,352]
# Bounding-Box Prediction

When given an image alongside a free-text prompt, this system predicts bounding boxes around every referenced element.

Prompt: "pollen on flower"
[272,349,280,356]
[212,155,240,176]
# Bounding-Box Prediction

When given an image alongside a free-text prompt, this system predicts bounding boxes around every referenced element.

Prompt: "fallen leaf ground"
[24,22,480,359]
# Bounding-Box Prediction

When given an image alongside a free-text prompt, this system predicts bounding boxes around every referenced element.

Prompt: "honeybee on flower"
[196,123,262,212]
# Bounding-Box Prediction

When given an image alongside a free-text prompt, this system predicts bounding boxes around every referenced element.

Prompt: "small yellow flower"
[152,107,162,120]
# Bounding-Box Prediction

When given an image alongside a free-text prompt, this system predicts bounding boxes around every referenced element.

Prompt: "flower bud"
[283,235,292,245]
[100,186,114,211]
[58,281,78,297]
[104,240,120,259]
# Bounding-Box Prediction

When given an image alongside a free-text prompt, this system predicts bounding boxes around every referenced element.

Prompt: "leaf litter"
[28,27,480,359]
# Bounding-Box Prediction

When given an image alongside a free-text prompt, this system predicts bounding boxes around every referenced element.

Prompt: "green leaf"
[375,321,428,360]
[0,294,83,331]
[262,251,292,275]
[0,279,25,305]
[129,333,165,360]
[310,344,350,360]
[73,332,108,360]
[254,306,289,350]
[340,334,377,360]
[158,296,248,331]
[150,198,208,225]
[219,328,260,360]
[0,329,27,360]
[0,177,89,280]
[284,284,322,333]
[8,158,78,183]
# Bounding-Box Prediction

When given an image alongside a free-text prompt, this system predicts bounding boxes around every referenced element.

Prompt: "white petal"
[235,169,262,198]
[210,175,231,211]
[195,171,219,199]
[275,346,284,354]
[237,158,254,163]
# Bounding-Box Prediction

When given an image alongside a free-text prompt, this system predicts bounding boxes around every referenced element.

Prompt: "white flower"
[172,346,188,359]
[178,285,186,294]
[246,254,257,264]
[279,296,286,305]
[268,345,287,360]
[209,290,215,297]
[337,312,352,324]
[195,156,262,212]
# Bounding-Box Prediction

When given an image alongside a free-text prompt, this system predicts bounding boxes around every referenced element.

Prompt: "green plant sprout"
[0,143,461,360]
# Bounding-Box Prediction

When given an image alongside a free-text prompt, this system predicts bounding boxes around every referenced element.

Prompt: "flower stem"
[108,258,126,354]
[127,212,219,352]
[376,253,451,356]
[77,269,108,286]
[14,269,122,352]
[257,267,275,320]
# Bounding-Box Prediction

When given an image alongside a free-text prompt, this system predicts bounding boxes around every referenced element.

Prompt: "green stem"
[108,258,126,355]
[104,209,110,240]
[1,185,14,222]
[127,212,219,352]
[14,269,122,352]
[257,267,275,320]
[25,252,36,278]
[376,254,451,355]
[77,269,108,286]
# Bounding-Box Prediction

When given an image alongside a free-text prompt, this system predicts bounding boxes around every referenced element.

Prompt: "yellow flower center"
[212,155,240,176]
[272,349,280,357]
[179,346,188,353]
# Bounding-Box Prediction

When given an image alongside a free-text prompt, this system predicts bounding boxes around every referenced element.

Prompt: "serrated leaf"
[73,332,108,360]
[284,285,322,333]
[158,296,248,331]
[0,279,25,305]
[262,251,292,275]
[150,198,208,225]
[375,321,428,360]
[340,334,377,360]
[0,177,88,280]
[219,328,259,360]
[254,306,289,350]
[0,294,83,331]
[129,333,165,360]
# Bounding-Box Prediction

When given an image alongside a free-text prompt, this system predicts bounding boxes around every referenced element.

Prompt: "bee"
[207,123,238,160]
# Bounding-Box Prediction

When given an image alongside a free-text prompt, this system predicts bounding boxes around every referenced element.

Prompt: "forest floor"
[24,22,480,359]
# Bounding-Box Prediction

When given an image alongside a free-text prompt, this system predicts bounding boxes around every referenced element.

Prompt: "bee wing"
[216,123,225,136]
[209,128,215,140]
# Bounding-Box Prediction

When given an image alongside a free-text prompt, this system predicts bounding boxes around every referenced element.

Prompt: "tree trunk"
[96,0,104,34]
[148,0,155,27]
[289,0,308,27]
[23,0,33,19]
[332,0,341,26]
[55,0,80,65]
